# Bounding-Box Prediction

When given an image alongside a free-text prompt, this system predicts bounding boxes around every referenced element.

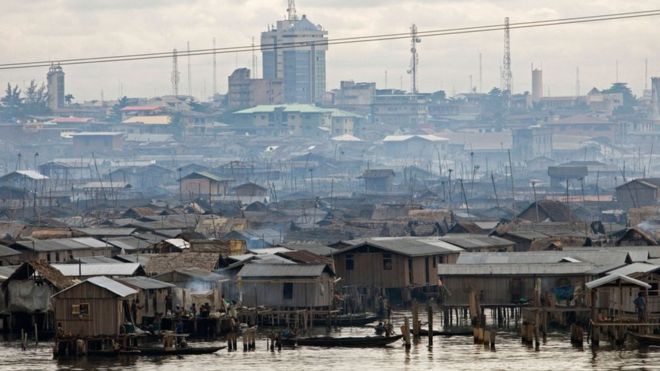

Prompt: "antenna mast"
[287,0,297,20]
[187,41,192,97]
[212,38,217,97]
[171,49,180,96]
[479,52,483,93]
[501,17,512,95]
[408,24,421,94]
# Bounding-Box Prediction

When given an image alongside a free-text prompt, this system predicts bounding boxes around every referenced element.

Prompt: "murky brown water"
[1,325,658,371]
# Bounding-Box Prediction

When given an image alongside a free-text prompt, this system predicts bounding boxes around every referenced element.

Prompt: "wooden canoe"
[87,345,225,357]
[283,334,403,348]
[628,332,660,346]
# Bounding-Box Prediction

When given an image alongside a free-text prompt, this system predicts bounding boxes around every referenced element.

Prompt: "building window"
[651,282,658,297]
[55,252,60,262]
[72,303,90,319]
[383,253,392,270]
[345,254,354,271]
[283,283,293,300]
[433,256,437,268]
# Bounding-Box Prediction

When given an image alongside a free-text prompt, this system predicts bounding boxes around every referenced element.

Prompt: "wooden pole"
[427,301,433,348]
[412,300,420,338]
[401,317,411,348]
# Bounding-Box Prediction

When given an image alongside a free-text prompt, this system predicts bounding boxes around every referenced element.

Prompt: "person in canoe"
[375,322,385,336]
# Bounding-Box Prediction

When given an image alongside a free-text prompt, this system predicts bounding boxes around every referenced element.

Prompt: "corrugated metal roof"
[118,276,175,290]
[52,263,141,277]
[0,245,20,257]
[75,227,136,236]
[86,276,137,297]
[586,274,651,289]
[164,238,190,250]
[340,237,463,257]
[627,250,649,263]
[14,238,110,252]
[440,234,514,249]
[604,263,660,277]
[157,268,226,282]
[438,263,595,276]
[122,115,171,125]
[455,250,631,267]
[78,256,121,264]
[237,263,328,278]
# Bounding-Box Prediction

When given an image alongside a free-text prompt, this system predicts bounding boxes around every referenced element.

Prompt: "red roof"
[121,105,163,112]
[51,117,93,124]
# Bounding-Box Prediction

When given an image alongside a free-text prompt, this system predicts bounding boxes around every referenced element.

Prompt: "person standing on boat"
[634,292,647,322]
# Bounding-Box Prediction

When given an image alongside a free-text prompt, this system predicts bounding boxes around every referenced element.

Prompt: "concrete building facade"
[261,5,328,104]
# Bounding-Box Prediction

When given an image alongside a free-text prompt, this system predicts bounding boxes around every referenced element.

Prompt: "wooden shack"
[236,263,335,308]
[1,261,73,333]
[153,268,227,311]
[117,276,174,324]
[332,237,463,301]
[52,276,137,337]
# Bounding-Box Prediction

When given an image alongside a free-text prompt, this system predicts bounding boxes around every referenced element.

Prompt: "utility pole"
[213,38,217,97]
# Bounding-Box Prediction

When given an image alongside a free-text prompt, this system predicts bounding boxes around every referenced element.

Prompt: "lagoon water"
[1,326,658,371]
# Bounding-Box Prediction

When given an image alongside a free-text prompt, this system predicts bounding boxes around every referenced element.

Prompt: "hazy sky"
[1,0,658,101]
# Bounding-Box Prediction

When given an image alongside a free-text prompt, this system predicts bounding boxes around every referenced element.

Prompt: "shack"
[117,276,175,325]
[1,261,73,333]
[236,263,335,308]
[154,268,227,311]
[333,237,463,301]
[52,276,137,338]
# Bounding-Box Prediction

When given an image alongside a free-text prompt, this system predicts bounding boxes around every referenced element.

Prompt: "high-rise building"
[47,64,65,110]
[531,68,543,103]
[652,77,660,120]
[261,2,327,104]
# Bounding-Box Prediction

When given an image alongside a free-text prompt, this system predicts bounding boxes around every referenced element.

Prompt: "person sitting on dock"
[175,319,184,334]
[634,292,647,322]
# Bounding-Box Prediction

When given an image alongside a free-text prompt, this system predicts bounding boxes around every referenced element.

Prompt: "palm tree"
[64,94,74,105]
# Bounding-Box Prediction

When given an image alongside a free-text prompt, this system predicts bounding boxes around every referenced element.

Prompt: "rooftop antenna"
[171,49,180,96]
[645,58,648,91]
[576,66,580,96]
[187,41,192,97]
[287,0,298,21]
[478,52,483,93]
[212,38,217,97]
[616,60,619,82]
[251,37,257,77]
[407,24,421,94]
[502,17,513,96]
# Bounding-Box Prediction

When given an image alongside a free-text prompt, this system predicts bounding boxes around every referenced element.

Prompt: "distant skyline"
[1,0,658,101]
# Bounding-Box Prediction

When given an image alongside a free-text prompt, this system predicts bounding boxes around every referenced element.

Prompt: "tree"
[110,96,130,122]
[0,84,23,121]
[23,80,49,115]
[64,94,75,105]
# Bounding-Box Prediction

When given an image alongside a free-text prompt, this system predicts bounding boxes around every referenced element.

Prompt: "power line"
[0,9,658,71]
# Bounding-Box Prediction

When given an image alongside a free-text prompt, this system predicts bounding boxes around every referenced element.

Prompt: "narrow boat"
[314,312,380,326]
[283,334,403,347]
[86,345,226,357]
[413,328,473,337]
[628,332,660,346]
